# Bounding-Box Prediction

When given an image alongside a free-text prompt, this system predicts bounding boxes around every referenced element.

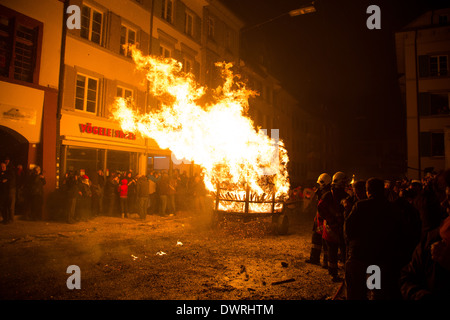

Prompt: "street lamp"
[241,1,316,33]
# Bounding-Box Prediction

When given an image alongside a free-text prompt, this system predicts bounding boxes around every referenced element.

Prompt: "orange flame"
[112,46,290,212]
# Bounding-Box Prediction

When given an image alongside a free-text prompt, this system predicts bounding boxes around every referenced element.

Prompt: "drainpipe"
[56,0,69,188]
[414,29,421,180]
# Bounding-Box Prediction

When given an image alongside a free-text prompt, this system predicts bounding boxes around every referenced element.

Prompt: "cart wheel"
[276,213,289,235]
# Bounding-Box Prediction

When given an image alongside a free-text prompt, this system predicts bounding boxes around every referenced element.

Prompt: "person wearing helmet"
[306,173,332,267]
[317,171,349,282]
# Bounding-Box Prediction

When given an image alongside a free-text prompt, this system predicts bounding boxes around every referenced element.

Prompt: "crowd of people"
[305,170,450,300]
[0,155,209,224]
[1,157,46,224]
[59,168,209,223]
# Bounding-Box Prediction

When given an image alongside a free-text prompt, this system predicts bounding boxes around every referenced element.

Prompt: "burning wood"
[112,46,290,212]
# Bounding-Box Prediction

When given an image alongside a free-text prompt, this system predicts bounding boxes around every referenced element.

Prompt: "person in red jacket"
[118,179,128,218]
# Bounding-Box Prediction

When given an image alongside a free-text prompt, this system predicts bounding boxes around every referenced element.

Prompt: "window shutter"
[419,132,431,157]
[193,60,200,80]
[103,78,117,118]
[153,0,163,21]
[418,55,430,78]
[150,37,160,56]
[194,15,201,43]
[107,12,121,54]
[62,65,76,110]
[418,92,430,116]
[139,30,150,55]
[136,89,146,114]
[175,1,185,33]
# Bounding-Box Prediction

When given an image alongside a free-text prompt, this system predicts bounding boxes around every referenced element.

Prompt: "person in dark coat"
[344,178,401,300]
[77,175,92,222]
[0,162,11,224]
[105,172,119,216]
[399,216,450,300]
[61,171,79,223]
[158,173,170,216]
[136,175,149,220]
[91,169,105,217]
[28,166,46,220]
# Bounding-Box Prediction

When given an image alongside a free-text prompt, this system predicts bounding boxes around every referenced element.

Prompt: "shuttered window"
[161,0,173,23]
[120,25,136,57]
[0,5,42,84]
[418,92,450,116]
[420,132,445,157]
[75,74,98,114]
[81,5,103,45]
[419,54,448,77]
[185,11,193,37]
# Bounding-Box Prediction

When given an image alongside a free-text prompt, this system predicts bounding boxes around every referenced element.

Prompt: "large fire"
[112,46,290,213]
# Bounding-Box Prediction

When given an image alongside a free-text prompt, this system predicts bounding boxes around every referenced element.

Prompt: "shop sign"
[79,122,137,140]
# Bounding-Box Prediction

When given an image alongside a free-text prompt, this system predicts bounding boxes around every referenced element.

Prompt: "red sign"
[79,123,137,140]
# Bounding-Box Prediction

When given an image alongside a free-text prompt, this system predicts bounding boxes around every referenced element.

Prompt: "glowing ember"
[111,46,290,212]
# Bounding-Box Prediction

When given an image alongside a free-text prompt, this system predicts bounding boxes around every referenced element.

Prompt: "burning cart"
[211,182,291,235]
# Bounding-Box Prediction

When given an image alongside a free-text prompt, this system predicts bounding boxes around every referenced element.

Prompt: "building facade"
[0,0,332,219]
[396,8,450,179]
[0,0,64,218]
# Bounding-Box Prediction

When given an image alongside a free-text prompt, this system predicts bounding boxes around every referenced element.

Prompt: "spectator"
[0,162,11,224]
[118,178,128,218]
[61,171,79,224]
[105,172,119,216]
[77,175,92,222]
[192,174,207,215]
[344,178,402,300]
[126,171,137,215]
[27,166,46,220]
[15,164,26,216]
[168,173,177,215]
[158,173,170,216]
[91,169,105,217]
[147,170,159,214]
[136,174,149,220]
[400,216,450,300]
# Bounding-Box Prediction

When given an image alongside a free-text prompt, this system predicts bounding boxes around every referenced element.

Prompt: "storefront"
[59,113,170,181]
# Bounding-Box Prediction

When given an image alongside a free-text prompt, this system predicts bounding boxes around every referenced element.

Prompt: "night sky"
[221,0,449,178]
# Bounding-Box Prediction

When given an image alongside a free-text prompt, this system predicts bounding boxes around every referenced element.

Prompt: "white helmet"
[332,171,348,188]
[317,173,332,187]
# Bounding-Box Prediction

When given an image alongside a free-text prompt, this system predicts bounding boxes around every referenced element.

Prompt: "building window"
[120,25,136,57]
[117,86,133,100]
[430,55,448,76]
[419,54,448,77]
[81,5,103,45]
[161,0,173,24]
[185,11,194,37]
[419,92,450,116]
[182,57,192,74]
[159,45,171,58]
[420,132,445,157]
[438,15,448,25]
[75,74,98,114]
[207,17,215,39]
[0,6,42,84]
